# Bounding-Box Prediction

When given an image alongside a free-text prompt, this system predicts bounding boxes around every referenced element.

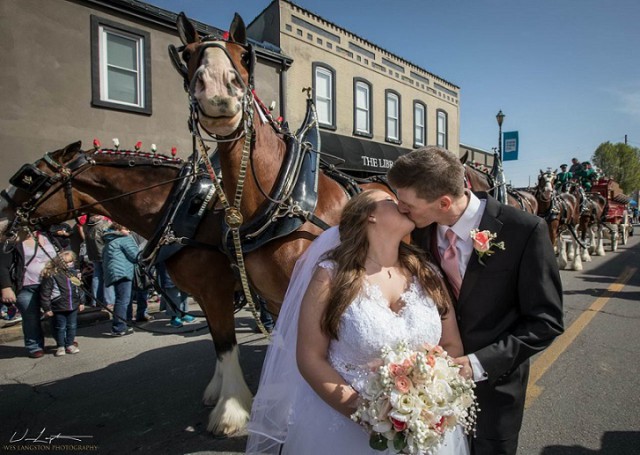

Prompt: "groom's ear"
[439,195,452,210]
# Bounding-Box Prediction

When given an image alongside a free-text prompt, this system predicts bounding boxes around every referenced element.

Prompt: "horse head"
[536,169,556,202]
[173,12,254,137]
[0,141,90,240]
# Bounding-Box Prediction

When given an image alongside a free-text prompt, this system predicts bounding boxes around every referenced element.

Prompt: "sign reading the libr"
[503,131,519,161]
[362,156,394,169]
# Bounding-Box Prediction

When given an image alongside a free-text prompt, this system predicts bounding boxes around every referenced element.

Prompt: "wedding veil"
[246,226,341,454]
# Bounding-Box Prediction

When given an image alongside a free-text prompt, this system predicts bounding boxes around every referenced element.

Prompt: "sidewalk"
[0,299,163,344]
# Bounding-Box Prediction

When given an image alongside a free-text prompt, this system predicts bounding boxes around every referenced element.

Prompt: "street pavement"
[1,233,639,454]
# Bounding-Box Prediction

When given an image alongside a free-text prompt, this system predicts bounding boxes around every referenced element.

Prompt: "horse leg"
[581,226,592,262]
[572,237,584,271]
[201,282,254,436]
[595,224,606,256]
[557,230,568,269]
[168,251,253,436]
[566,235,575,261]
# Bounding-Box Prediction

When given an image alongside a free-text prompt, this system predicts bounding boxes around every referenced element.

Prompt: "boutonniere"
[469,229,505,265]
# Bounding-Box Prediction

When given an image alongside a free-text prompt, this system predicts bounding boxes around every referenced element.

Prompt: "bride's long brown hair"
[321,190,451,340]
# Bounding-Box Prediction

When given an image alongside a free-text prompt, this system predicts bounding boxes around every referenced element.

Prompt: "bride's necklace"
[367,256,399,279]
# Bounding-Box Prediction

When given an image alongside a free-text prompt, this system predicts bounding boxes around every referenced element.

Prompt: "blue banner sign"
[503,131,518,161]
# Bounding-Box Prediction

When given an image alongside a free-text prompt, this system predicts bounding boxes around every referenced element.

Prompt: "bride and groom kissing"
[247,146,564,455]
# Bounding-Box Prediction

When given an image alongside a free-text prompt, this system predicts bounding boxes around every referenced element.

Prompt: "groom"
[388,146,564,455]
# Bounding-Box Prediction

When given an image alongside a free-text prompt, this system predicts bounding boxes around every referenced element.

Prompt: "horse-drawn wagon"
[591,178,634,251]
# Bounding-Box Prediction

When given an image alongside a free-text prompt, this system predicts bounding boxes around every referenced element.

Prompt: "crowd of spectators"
[0,216,198,358]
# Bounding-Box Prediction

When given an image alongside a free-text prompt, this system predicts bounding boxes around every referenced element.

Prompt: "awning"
[319,132,410,174]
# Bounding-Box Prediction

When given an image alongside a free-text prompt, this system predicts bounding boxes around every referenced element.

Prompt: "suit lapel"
[458,194,504,304]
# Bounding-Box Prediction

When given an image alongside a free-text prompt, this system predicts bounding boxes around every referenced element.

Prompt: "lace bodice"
[319,260,443,391]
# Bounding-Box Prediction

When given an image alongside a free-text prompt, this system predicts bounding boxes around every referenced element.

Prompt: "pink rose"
[395,375,412,393]
[390,416,407,432]
[473,230,491,252]
[389,363,406,377]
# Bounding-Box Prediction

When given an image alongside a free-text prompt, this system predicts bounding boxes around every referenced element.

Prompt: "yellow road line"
[525,266,637,408]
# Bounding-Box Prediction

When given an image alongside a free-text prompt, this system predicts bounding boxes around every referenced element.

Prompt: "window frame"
[91,15,152,115]
[413,101,426,148]
[353,78,373,138]
[312,62,336,130]
[437,109,448,148]
[385,89,402,144]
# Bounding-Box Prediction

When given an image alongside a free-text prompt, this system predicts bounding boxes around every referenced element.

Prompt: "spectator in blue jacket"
[102,224,138,336]
[40,251,85,356]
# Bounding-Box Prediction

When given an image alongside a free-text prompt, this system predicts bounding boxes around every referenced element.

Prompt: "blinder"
[9,163,51,195]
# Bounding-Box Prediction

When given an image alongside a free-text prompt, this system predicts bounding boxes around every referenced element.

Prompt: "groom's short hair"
[388,146,465,201]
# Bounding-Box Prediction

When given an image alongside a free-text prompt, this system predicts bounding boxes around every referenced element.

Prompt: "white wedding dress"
[246,227,469,455]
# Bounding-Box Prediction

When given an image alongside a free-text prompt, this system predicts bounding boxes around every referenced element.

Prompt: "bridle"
[536,171,556,204]
[1,148,186,243]
[1,149,93,241]
[173,33,281,338]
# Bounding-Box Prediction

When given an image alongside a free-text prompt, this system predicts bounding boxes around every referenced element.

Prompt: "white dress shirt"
[437,191,489,382]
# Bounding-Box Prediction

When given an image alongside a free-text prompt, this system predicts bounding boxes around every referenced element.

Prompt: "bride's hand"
[453,356,474,380]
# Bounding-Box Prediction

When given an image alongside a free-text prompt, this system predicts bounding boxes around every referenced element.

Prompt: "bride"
[247,189,470,455]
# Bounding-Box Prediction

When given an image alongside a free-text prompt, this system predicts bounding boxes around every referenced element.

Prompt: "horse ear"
[177,12,198,45]
[168,44,188,79]
[61,141,82,160]
[229,13,247,44]
[540,169,543,175]
[460,151,468,165]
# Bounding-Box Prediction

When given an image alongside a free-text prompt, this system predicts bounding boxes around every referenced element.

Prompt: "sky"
[146,0,640,187]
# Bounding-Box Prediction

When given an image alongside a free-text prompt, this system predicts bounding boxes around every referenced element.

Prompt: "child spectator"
[40,251,84,357]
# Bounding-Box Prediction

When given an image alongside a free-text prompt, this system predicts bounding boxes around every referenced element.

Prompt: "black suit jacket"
[413,192,564,439]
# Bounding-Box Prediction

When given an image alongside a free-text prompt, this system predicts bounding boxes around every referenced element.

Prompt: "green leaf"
[370,433,388,451]
[393,432,408,452]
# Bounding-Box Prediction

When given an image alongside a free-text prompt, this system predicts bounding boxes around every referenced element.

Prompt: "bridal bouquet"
[351,342,478,454]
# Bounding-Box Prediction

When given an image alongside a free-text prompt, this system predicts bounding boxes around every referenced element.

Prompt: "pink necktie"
[441,229,462,298]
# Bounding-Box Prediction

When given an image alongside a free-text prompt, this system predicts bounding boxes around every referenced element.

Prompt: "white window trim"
[437,110,448,148]
[315,66,333,126]
[99,25,145,108]
[386,92,400,141]
[414,103,426,147]
[355,81,371,134]
[91,15,151,115]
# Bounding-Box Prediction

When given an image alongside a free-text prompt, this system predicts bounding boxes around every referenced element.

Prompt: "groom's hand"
[454,356,474,380]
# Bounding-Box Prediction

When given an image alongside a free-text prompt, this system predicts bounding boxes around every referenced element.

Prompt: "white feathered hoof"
[581,249,592,262]
[207,394,252,436]
[572,254,583,271]
[205,346,254,436]
[203,365,223,406]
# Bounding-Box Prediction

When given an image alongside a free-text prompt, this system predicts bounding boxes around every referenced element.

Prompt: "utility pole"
[625,134,628,145]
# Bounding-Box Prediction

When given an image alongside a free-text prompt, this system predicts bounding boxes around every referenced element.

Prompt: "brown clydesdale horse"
[533,170,584,270]
[461,153,538,215]
[169,13,395,433]
[572,183,608,259]
[0,143,246,434]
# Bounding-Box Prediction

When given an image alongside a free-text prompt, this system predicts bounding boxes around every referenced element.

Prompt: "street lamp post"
[494,110,506,204]
[496,110,505,160]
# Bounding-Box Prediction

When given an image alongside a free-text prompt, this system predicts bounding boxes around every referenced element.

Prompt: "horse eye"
[182,50,191,62]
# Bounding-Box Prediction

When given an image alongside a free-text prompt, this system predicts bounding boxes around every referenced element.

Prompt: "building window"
[353,78,372,137]
[91,16,151,114]
[414,101,426,147]
[437,110,448,148]
[385,90,401,143]
[313,63,336,129]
